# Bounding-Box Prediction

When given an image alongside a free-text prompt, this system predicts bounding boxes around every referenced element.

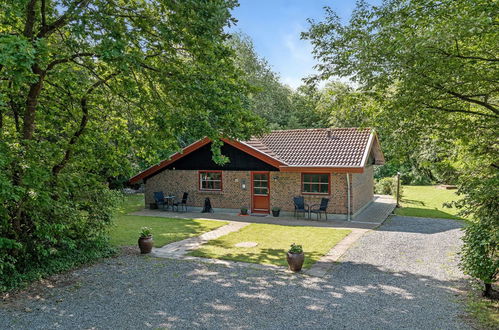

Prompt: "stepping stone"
[235,241,258,248]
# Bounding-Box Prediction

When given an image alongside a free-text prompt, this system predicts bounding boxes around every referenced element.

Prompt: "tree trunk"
[483,283,493,297]
[23,78,44,140]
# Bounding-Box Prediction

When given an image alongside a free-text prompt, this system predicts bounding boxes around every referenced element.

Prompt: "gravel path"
[0,216,468,329]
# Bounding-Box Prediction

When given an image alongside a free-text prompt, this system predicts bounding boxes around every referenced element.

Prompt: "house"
[129,128,385,219]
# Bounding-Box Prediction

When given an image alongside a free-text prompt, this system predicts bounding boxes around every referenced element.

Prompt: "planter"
[286,252,305,272]
[138,236,153,254]
[272,210,280,217]
[240,208,248,215]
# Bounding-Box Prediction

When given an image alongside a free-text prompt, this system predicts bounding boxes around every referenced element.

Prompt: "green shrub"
[374,177,403,198]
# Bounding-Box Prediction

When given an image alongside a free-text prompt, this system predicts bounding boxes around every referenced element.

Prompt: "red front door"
[251,172,270,213]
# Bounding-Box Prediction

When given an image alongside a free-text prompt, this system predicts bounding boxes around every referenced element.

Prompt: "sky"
[230,0,377,89]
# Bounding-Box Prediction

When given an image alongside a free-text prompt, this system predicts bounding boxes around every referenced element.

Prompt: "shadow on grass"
[395,207,462,221]
[111,216,226,247]
[401,198,426,206]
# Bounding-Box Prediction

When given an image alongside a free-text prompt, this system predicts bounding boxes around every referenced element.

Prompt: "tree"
[315,81,378,128]
[228,32,304,129]
[304,0,498,295]
[0,0,264,291]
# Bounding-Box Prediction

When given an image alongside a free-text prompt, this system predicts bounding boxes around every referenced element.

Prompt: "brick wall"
[144,169,354,214]
[351,165,374,213]
[144,170,251,210]
[269,172,348,214]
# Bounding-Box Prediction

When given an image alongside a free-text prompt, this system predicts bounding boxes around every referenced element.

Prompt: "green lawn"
[466,292,499,329]
[110,194,227,247]
[188,223,351,269]
[395,185,464,220]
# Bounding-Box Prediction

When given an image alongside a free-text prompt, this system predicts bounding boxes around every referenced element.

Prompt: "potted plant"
[138,227,153,254]
[272,207,281,217]
[240,207,248,215]
[286,243,304,272]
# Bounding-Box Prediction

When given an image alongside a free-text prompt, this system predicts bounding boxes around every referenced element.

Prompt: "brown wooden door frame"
[251,171,270,213]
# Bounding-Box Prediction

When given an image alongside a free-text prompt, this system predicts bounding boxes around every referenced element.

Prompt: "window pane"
[302,173,329,194]
[200,172,222,190]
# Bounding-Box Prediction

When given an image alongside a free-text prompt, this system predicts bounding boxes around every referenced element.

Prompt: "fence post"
[396,172,401,208]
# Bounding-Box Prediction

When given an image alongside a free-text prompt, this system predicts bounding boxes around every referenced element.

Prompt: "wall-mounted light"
[241,179,246,190]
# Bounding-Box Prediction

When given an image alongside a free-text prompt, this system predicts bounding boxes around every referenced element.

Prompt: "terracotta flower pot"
[138,236,153,254]
[286,252,304,272]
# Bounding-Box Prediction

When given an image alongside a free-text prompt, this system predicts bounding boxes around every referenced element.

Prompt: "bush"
[460,219,499,297]
[374,177,403,198]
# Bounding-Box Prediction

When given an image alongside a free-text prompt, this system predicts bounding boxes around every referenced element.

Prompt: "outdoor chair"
[153,191,167,210]
[293,196,309,218]
[310,198,329,220]
[173,192,189,212]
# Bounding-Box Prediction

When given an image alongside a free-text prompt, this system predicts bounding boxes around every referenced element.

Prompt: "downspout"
[346,173,351,221]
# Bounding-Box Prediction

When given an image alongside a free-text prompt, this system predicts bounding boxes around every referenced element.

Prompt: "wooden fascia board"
[129,137,211,184]
[279,166,364,173]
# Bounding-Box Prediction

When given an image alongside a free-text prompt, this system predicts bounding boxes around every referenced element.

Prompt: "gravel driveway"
[0,216,468,329]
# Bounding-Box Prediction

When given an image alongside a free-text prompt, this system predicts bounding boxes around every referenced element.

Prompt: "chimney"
[326,128,332,138]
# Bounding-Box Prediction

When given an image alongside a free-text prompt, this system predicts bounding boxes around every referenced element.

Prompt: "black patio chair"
[173,192,189,212]
[310,198,329,220]
[293,196,309,218]
[153,191,167,210]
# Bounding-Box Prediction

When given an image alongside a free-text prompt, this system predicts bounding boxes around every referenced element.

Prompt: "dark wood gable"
[160,142,279,172]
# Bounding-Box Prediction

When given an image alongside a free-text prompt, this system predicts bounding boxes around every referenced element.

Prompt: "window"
[302,173,329,194]
[252,173,269,196]
[199,171,222,191]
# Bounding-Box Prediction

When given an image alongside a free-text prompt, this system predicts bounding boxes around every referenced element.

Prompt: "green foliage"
[454,166,499,294]
[460,220,498,286]
[304,0,498,292]
[374,177,399,197]
[140,227,152,238]
[0,0,265,292]
[288,243,303,254]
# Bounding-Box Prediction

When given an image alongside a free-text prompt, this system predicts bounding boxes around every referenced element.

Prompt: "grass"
[188,223,351,269]
[466,290,499,329]
[110,194,227,247]
[395,185,465,220]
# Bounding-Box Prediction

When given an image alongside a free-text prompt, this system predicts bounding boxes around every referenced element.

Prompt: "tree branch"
[41,0,46,28]
[52,73,118,176]
[36,0,90,39]
[46,52,97,71]
[445,90,499,115]
[23,0,38,39]
[422,103,499,119]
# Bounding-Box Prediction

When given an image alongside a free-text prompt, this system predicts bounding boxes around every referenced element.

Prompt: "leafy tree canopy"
[304,0,498,294]
[0,0,264,291]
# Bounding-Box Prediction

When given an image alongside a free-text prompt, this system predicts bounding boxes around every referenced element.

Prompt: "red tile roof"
[130,128,383,183]
[243,128,375,167]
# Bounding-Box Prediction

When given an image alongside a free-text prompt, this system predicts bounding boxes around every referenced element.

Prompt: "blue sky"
[230,0,377,89]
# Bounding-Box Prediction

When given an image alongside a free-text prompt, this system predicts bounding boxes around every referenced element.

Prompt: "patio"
[130,195,396,230]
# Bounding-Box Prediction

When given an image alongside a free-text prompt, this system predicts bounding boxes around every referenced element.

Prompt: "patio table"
[164,196,176,211]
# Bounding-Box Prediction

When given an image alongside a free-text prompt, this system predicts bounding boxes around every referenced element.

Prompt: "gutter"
[346,173,351,221]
